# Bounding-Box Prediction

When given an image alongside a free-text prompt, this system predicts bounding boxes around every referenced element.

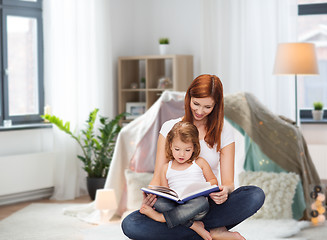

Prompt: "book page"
[142,183,219,204]
[180,182,213,199]
[141,187,180,201]
[147,185,179,198]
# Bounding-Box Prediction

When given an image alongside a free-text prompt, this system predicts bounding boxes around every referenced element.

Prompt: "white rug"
[84,218,310,240]
[0,203,95,240]
[0,203,322,240]
[231,219,309,240]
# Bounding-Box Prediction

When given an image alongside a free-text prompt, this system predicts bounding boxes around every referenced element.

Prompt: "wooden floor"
[0,195,92,221]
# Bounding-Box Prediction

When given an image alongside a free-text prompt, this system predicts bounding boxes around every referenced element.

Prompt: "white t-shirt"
[159,117,235,178]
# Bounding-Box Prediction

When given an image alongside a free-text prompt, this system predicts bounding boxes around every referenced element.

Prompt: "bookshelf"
[118,55,193,123]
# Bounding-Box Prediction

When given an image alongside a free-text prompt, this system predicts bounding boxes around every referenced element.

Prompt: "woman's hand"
[209,185,229,204]
[142,192,157,207]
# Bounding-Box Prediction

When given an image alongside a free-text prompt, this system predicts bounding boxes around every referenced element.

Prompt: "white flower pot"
[159,44,169,55]
[312,110,323,121]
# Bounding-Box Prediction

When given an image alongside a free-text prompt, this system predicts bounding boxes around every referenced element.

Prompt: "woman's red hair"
[183,74,224,152]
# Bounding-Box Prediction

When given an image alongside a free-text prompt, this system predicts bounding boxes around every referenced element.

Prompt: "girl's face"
[171,137,194,164]
[190,97,215,121]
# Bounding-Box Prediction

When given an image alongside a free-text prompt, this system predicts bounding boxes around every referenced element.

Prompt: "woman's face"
[190,97,215,121]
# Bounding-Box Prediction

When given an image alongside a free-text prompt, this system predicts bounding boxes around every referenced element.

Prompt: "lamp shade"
[95,189,117,210]
[273,43,319,75]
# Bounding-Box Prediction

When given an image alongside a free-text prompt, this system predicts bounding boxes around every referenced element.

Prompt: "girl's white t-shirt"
[159,117,235,178]
[166,160,206,196]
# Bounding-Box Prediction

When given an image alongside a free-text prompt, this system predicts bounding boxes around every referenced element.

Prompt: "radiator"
[0,152,55,205]
[308,145,327,180]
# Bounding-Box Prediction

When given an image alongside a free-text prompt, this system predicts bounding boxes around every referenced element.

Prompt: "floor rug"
[0,203,94,240]
[1,203,326,240]
[83,218,311,240]
[231,219,309,240]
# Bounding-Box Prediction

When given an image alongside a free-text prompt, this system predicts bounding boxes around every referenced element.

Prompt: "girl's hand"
[209,185,229,204]
[142,192,157,207]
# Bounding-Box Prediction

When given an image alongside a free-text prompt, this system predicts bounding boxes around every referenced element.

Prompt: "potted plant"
[140,77,146,89]
[312,101,324,121]
[42,109,126,200]
[159,37,169,55]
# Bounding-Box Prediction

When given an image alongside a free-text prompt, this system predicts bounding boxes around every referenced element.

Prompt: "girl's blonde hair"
[165,121,200,163]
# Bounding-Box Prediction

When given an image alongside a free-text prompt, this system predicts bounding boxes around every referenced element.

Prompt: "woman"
[122,74,265,240]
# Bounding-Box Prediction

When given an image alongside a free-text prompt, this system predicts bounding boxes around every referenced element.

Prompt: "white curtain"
[43,0,114,200]
[201,0,297,118]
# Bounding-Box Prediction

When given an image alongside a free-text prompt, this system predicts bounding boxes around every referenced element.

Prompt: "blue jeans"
[121,186,265,240]
[154,196,209,228]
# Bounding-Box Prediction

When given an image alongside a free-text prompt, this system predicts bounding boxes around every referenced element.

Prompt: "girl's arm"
[196,157,218,186]
[149,134,168,186]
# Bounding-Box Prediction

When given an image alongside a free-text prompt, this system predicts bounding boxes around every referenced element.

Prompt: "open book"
[141,182,220,204]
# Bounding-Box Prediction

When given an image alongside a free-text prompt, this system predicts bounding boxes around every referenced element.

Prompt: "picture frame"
[126,102,146,119]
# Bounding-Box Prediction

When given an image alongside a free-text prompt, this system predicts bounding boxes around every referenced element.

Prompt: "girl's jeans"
[122,186,265,240]
[154,196,209,228]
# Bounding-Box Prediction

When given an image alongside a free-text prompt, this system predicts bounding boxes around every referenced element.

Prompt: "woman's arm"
[196,157,218,186]
[149,134,167,186]
[160,163,169,187]
[142,134,168,207]
[220,142,235,193]
[209,142,235,204]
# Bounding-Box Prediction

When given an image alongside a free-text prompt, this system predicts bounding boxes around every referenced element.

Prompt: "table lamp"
[273,42,319,125]
[95,188,117,223]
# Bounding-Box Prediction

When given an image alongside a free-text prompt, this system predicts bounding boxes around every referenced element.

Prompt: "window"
[0,0,44,125]
[298,1,327,109]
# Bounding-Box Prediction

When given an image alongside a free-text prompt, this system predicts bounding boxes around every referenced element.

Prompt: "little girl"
[140,121,218,240]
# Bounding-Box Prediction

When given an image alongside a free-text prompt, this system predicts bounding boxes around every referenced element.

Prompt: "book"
[141,182,220,204]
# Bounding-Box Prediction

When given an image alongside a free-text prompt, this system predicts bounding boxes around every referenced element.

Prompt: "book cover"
[141,182,220,204]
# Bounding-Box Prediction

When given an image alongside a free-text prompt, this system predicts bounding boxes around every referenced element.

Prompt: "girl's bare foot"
[190,221,212,240]
[139,204,166,223]
[210,227,245,240]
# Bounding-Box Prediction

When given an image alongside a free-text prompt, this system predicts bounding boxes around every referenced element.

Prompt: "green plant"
[159,38,169,44]
[313,101,323,111]
[42,109,127,178]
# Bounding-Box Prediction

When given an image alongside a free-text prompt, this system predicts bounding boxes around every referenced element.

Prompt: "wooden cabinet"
[118,55,193,122]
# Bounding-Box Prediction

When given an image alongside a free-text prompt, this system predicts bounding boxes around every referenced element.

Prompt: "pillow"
[238,171,299,219]
[124,169,153,211]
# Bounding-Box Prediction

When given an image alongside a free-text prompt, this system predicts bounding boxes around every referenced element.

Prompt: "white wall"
[109,0,202,109]
[109,0,202,58]
[301,124,327,145]
[0,128,53,156]
[0,128,55,200]
[301,124,327,179]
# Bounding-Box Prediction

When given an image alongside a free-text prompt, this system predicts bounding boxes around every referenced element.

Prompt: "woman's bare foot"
[210,227,245,240]
[139,204,166,223]
[190,221,212,240]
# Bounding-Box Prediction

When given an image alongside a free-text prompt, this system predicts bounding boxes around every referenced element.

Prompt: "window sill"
[0,122,53,131]
[300,109,327,124]
[301,119,327,124]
